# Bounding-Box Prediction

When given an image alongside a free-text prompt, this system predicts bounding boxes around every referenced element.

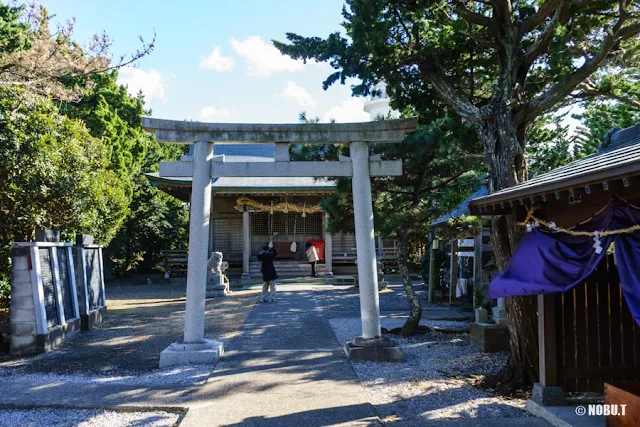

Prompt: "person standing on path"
[258,245,278,302]
[305,241,319,278]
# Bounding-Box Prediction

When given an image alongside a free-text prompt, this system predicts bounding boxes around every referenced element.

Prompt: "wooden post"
[538,294,558,386]
[449,240,458,304]
[473,229,483,308]
[427,231,436,303]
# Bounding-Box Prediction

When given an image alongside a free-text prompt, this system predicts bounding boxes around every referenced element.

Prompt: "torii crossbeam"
[142,116,418,366]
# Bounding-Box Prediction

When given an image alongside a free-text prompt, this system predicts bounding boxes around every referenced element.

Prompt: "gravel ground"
[315,283,429,312]
[0,283,255,381]
[330,317,530,423]
[0,408,180,427]
[0,364,213,385]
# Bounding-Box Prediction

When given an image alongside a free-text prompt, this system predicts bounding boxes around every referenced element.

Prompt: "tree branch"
[454,2,491,26]
[491,0,514,27]
[523,18,640,122]
[574,82,640,109]
[418,54,490,123]
[521,2,571,68]
[463,30,498,50]
[520,0,562,33]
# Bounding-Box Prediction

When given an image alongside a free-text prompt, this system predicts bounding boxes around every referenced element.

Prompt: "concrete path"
[0,282,547,426]
[180,289,381,426]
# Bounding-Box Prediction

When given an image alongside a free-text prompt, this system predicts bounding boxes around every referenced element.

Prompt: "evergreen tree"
[0,87,126,307]
[323,115,483,335]
[61,71,188,276]
[275,0,640,389]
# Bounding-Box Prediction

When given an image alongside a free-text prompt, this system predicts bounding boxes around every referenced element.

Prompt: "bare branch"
[0,4,155,102]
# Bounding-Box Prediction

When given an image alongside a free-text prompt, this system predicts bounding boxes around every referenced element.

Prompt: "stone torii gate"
[142,117,418,366]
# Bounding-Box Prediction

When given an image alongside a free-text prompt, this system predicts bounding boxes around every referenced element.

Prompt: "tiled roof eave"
[470,159,640,207]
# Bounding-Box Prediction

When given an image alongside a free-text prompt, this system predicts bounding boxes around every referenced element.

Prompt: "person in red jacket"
[305,241,319,278]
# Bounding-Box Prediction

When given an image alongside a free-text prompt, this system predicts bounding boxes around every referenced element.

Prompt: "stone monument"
[206,251,229,297]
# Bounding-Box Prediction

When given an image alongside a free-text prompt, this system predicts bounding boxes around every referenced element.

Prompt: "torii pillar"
[142,117,417,366]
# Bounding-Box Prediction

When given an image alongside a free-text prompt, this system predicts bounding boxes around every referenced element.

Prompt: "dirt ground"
[0,280,256,375]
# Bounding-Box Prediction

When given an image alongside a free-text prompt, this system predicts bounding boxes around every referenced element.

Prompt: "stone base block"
[81,306,106,331]
[11,317,81,355]
[491,306,508,326]
[531,382,566,406]
[470,322,510,353]
[159,339,224,368]
[344,336,404,362]
[206,284,228,298]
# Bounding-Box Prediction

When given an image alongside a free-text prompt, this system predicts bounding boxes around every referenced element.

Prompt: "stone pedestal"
[35,229,60,243]
[344,336,404,362]
[469,322,509,353]
[159,339,224,368]
[206,271,229,298]
[531,382,566,406]
[492,297,508,326]
[475,307,488,323]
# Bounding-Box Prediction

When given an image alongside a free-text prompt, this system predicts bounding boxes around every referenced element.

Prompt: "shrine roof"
[431,184,489,228]
[469,123,640,213]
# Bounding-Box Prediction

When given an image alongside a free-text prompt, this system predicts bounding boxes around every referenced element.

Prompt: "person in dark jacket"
[257,245,278,302]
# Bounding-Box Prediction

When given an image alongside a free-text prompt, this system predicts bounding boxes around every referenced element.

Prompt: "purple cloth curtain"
[489,201,640,325]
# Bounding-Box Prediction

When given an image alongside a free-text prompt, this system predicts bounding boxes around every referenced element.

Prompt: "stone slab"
[36,318,82,353]
[75,234,94,246]
[526,399,601,427]
[344,341,404,362]
[159,339,224,368]
[391,418,551,427]
[531,383,567,406]
[142,116,418,144]
[206,291,228,298]
[469,322,510,353]
[35,229,60,242]
[80,307,106,331]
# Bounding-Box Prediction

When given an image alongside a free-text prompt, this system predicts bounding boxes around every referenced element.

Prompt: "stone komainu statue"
[207,251,229,286]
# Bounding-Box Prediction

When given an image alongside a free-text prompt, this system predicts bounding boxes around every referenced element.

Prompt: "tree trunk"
[477,110,539,391]
[399,229,422,336]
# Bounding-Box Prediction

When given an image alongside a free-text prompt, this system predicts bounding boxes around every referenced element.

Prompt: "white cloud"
[230,36,308,77]
[200,46,235,72]
[117,66,166,102]
[281,81,316,108]
[323,98,370,123]
[199,105,232,122]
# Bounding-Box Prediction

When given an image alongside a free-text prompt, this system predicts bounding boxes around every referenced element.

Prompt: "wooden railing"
[554,254,640,393]
[162,250,188,278]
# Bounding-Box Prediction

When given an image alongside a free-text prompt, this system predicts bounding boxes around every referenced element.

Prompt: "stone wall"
[9,241,106,355]
[9,246,37,353]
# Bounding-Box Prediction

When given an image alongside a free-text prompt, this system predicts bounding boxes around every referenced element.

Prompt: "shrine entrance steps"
[248,260,325,278]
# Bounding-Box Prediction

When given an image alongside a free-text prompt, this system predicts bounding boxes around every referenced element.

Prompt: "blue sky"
[41,0,371,123]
